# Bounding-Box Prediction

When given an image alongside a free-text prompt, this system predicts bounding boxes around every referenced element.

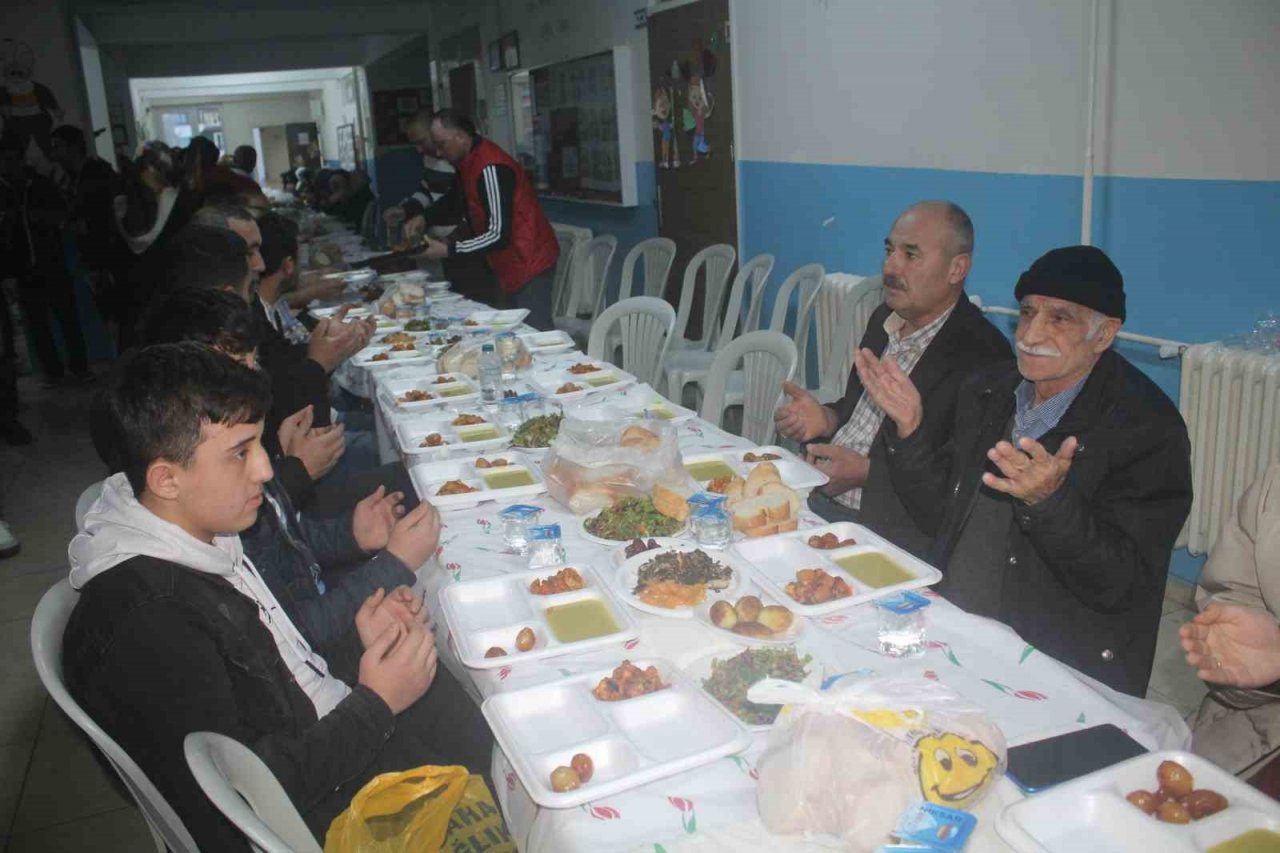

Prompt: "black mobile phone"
[1006,724,1148,793]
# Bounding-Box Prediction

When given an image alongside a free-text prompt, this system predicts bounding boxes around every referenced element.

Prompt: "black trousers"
[505,268,555,332]
[14,264,89,380]
[807,489,862,524]
[302,664,495,841]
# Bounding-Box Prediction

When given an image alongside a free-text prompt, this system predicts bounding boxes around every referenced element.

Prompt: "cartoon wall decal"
[652,81,680,169]
[686,75,713,164]
[0,39,64,167]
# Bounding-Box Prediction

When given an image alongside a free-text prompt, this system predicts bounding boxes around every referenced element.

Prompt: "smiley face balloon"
[915,732,1000,809]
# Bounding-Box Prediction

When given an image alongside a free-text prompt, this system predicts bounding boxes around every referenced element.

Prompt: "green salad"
[585,497,682,540]
[404,318,431,331]
[512,414,563,448]
[701,647,812,726]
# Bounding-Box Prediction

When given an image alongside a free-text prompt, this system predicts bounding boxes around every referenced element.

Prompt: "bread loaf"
[651,482,690,522]
[619,425,660,450]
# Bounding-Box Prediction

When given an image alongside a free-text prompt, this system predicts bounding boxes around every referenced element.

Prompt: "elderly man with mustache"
[775,201,1011,557]
[858,246,1192,696]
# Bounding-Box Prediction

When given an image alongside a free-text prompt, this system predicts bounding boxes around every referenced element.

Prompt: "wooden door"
[647,0,737,331]
[284,122,321,170]
[449,63,478,121]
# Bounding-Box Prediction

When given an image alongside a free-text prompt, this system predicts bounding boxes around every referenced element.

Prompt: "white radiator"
[1178,343,1280,555]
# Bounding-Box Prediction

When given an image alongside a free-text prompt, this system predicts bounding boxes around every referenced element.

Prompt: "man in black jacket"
[859,246,1193,696]
[774,201,1011,556]
[66,344,492,850]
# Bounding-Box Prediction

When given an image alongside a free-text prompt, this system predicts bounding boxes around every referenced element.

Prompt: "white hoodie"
[69,473,350,718]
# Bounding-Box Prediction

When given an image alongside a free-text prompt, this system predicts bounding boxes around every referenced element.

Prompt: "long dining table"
[318,223,1190,853]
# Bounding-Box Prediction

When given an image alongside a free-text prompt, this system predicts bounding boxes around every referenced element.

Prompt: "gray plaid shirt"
[829,306,954,509]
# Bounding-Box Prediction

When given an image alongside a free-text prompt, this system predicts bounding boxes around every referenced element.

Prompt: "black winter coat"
[885,349,1193,695]
[825,295,1012,556]
[63,557,396,852]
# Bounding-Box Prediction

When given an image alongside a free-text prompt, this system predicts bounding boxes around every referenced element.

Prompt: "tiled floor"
[0,373,1215,850]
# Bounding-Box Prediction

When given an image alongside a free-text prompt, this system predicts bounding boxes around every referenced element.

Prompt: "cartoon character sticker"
[686,75,713,165]
[652,83,680,169]
[0,39,63,167]
[914,732,1001,810]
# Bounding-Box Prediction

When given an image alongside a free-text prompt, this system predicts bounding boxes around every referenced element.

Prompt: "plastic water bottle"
[876,591,930,658]
[478,343,502,404]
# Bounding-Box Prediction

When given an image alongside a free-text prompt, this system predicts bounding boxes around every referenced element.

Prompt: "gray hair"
[909,200,975,258]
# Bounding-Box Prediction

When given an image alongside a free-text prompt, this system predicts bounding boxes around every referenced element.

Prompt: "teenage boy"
[65,344,492,849]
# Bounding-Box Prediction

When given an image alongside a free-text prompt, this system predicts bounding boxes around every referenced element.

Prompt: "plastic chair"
[555,235,617,345]
[665,252,773,404]
[185,732,322,853]
[587,297,677,390]
[75,480,103,530]
[616,237,677,302]
[669,244,736,353]
[699,331,798,446]
[359,201,377,243]
[31,580,201,853]
[815,274,885,404]
[550,223,592,320]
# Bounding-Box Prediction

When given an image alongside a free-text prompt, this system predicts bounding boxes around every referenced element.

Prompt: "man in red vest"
[422,110,559,330]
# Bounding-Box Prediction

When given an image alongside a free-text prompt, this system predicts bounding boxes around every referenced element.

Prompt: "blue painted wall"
[538,161,659,304]
[738,159,1280,584]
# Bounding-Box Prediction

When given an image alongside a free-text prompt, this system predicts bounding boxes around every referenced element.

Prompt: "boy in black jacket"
[65,344,492,849]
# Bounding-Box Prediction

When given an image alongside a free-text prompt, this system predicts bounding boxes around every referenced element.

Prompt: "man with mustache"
[858,246,1192,696]
[775,201,1011,556]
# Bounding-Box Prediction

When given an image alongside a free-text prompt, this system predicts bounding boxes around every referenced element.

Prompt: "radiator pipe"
[1081,0,1101,245]
[971,300,1189,359]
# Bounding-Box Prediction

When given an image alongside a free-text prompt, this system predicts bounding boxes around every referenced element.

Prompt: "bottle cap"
[500,504,542,520]
[875,591,932,614]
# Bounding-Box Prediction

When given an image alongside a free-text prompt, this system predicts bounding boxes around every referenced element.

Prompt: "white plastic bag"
[749,675,1006,851]
[542,412,691,514]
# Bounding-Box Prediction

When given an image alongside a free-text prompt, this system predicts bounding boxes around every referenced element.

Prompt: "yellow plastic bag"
[324,765,470,853]
[441,774,515,853]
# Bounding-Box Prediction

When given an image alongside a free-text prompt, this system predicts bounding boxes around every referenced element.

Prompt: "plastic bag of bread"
[543,411,693,515]
[749,675,1006,851]
[438,335,532,379]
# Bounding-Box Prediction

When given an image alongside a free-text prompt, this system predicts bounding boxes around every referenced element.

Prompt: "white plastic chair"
[723,263,825,411]
[555,235,617,344]
[185,732,322,853]
[616,237,677,302]
[664,253,775,405]
[587,296,677,390]
[815,274,885,404]
[75,480,104,530]
[550,223,592,320]
[31,579,201,853]
[669,244,736,353]
[699,331,798,446]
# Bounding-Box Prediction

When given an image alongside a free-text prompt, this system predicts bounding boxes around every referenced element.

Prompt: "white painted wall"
[75,18,116,162]
[318,76,360,164]
[145,93,316,153]
[732,0,1280,182]
[6,0,90,162]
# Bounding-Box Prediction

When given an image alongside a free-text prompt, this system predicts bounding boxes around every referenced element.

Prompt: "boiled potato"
[757,605,794,633]
[709,600,739,630]
[736,595,763,622]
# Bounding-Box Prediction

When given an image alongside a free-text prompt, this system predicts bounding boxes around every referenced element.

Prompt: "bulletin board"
[528,47,638,206]
[372,88,432,147]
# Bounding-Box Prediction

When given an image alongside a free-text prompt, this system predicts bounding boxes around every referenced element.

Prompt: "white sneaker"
[0,521,18,559]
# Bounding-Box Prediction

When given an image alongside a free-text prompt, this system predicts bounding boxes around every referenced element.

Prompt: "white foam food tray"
[379,270,431,285]
[440,565,639,670]
[481,657,753,808]
[690,584,808,647]
[518,329,576,355]
[408,452,546,510]
[683,445,829,493]
[732,521,942,616]
[431,292,464,304]
[681,642,826,732]
[996,750,1280,853]
[310,303,371,319]
[532,365,637,402]
[394,411,512,457]
[382,373,481,411]
[351,345,433,369]
[568,384,697,425]
[462,308,529,332]
[370,317,402,332]
[372,329,434,346]
[612,543,751,619]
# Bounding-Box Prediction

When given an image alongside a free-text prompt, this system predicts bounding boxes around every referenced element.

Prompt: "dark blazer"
[825,294,1013,556]
[885,350,1193,695]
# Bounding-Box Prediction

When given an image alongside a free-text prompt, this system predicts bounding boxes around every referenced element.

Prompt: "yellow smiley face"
[915,732,1000,809]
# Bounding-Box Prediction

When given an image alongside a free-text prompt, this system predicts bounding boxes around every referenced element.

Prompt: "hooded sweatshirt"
[70,473,350,717]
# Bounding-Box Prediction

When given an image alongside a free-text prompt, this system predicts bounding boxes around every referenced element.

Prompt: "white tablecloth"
[333,256,1190,852]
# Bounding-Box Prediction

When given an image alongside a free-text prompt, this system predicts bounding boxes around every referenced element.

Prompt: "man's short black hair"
[142,288,260,356]
[94,343,270,495]
[258,212,298,278]
[163,225,250,294]
[191,203,254,230]
[232,145,257,173]
[51,125,87,153]
[431,108,476,136]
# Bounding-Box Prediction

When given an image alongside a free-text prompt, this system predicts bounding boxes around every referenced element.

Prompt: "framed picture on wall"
[500,31,520,70]
[488,40,502,71]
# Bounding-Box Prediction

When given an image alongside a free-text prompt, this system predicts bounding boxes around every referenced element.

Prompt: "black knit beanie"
[1013,245,1126,322]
